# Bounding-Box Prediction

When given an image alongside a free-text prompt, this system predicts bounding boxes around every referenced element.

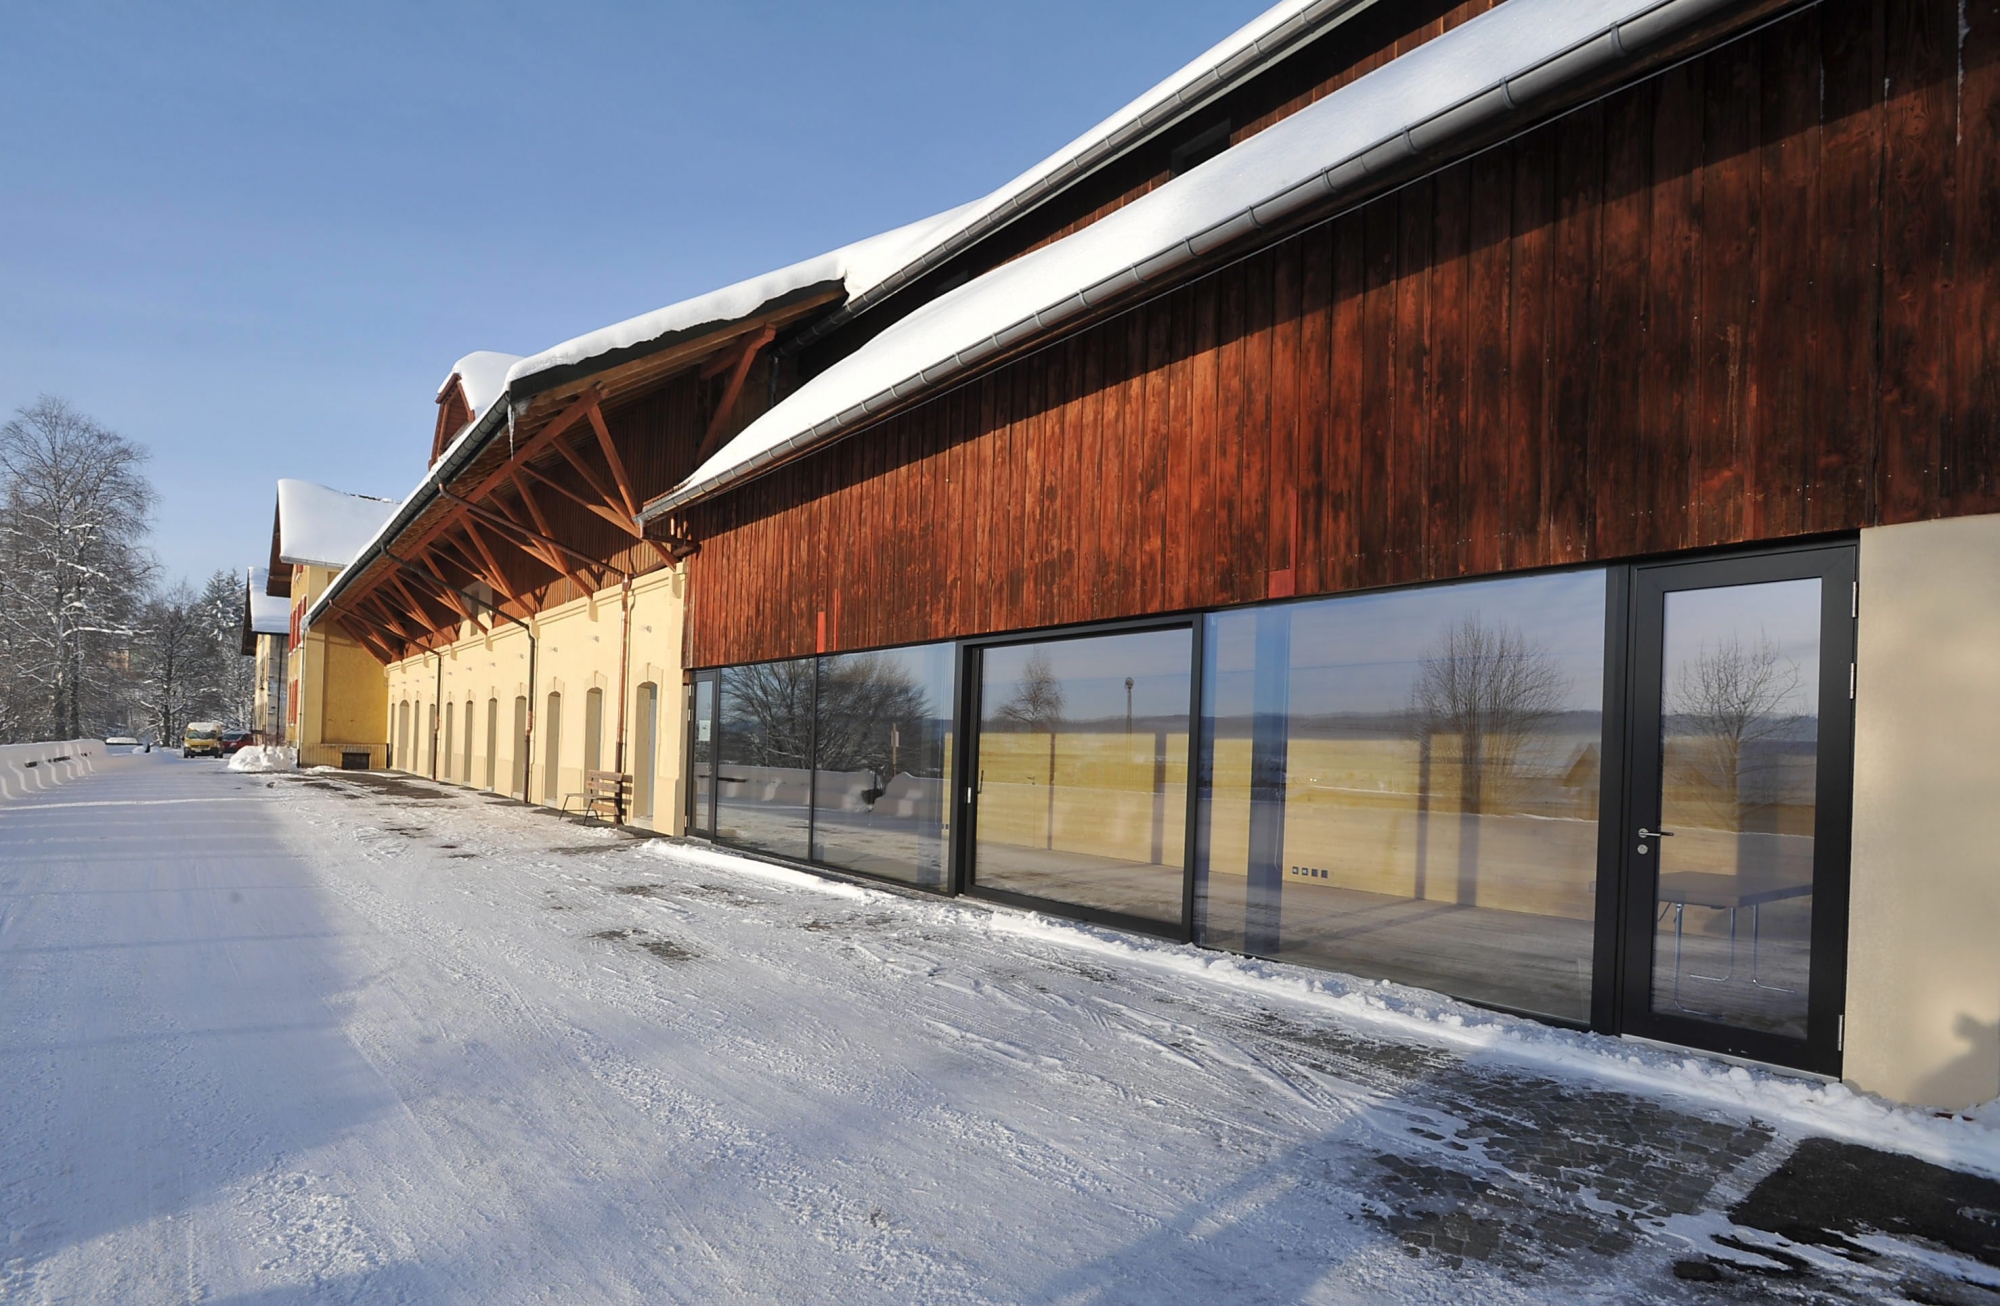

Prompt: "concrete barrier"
[0,739,103,802]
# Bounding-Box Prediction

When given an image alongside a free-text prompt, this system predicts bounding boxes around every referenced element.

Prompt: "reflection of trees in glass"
[816,653,935,779]
[1668,633,1804,825]
[993,648,1066,850]
[1409,616,1567,815]
[994,649,1065,734]
[724,660,814,767]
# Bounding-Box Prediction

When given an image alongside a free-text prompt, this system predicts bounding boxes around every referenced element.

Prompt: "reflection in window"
[1197,571,1607,1021]
[1650,579,1819,1039]
[716,659,815,860]
[974,629,1191,924]
[812,645,955,888]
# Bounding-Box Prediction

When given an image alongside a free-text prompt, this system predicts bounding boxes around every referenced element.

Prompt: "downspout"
[614,573,633,823]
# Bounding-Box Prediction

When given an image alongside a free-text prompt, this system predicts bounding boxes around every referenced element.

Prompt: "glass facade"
[812,645,956,888]
[687,547,1848,1066]
[1196,571,1609,1021]
[972,629,1191,925]
[715,659,815,860]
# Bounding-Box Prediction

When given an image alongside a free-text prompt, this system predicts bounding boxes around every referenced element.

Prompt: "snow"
[245,567,288,635]
[502,203,982,392]
[436,350,521,422]
[274,478,401,570]
[226,745,294,773]
[659,0,1677,512]
[6,756,1995,1303]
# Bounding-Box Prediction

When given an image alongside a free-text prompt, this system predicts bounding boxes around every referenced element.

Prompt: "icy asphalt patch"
[1,755,1995,1305]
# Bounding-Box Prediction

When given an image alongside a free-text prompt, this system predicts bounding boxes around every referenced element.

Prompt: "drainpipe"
[613,573,633,823]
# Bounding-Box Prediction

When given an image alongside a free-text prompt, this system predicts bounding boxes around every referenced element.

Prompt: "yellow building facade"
[381,566,686,832]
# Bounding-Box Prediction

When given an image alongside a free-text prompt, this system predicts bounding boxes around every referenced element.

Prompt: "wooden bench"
[561,770,630,823]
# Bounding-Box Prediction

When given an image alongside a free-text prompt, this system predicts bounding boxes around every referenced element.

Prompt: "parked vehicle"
[220,730,252,757]
[183,721,223,758]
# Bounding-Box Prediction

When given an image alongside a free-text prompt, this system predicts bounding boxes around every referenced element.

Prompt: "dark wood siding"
[690,0,2000,669]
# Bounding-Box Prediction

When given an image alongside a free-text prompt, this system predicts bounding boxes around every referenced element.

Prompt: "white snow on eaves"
[245,567,289,635]
[275,479,401,570]
[438,351,523,420]
[503,203,982,390]
[670,0,1665,506]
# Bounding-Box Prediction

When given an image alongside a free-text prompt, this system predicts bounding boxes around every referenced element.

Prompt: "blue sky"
[0,0,1273,590]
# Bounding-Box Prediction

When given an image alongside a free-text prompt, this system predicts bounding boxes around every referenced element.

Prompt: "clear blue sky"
[0,1,1272,591]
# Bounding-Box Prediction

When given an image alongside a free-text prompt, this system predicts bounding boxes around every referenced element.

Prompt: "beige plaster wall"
[382,566,687,831]
[1845,512,2000,1109]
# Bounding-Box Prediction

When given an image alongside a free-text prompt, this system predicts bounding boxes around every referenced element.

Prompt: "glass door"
[1618,547,1854,1073]
[688,672,718,836]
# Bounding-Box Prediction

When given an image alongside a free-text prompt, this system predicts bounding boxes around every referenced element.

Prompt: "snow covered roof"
[439,351,522,421]
[244,568,289,635]
[274,479,401,570]
[647,0,1716,517]
[501,204,981,396]
[502,0,1387,399]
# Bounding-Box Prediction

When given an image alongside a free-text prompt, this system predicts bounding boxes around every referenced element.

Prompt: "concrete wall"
[384,566,688,832]
[1845,512,2000,1109]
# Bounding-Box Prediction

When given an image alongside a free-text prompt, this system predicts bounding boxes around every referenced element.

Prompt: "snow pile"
[275,480,400,570]
[227,746,296,773]
[663,0,1675,510]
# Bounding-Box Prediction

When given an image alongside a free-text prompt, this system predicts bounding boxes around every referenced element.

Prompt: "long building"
[309,0,1999,1111]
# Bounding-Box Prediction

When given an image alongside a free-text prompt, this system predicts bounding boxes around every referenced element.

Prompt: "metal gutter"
[642,0,1756,524]
[783,0,1384,356]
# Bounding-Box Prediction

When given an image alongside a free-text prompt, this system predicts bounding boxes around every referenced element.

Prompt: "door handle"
[1638,828,1674,839]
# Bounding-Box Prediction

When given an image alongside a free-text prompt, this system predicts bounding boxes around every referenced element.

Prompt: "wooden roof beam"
[696,323,777,465]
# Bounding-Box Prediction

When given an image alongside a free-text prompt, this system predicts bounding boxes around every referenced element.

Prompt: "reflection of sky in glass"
[982,628,1193,723]
[1663,578,1821,718]
[822,643,955,720]
[1210,570,1608,716]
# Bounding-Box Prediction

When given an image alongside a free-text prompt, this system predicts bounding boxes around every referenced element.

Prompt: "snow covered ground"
[2,755,1995,1304]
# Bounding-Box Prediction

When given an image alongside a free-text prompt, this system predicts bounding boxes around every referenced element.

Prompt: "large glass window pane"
[716,659,815,860]
[1197,572,1608,1021]
[1650,579,1819,1039]
[812,644,956,888]
[974,629,1191,924]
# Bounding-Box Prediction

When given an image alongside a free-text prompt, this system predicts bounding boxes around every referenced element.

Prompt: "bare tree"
[814,653,935,780]
[1410,616,1568,816]
[993,649,1065,735]
[722,659,815,768]
[133,582,218,745]
[0,397,155,741]
[994,649,1067,849]
[1668,633,1806,825]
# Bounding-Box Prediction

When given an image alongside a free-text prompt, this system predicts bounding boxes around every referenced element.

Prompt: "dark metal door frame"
[949,618,1202,941]
[1603,543,1856,1075]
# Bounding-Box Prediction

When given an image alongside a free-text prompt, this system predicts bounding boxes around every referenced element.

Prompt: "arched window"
[485,698,499,790]
[463,698,475,784]
[633,683,659,820]
[442,701,455,781]
[584,688,604,777]
[543,691,563,804]
[396,700,411,772]
[511,697,529,798]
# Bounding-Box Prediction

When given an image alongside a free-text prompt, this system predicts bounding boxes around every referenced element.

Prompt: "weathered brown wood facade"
[685,0,1998,668]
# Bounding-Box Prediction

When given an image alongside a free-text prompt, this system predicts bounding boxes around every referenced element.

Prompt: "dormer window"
[431,377,474,466]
